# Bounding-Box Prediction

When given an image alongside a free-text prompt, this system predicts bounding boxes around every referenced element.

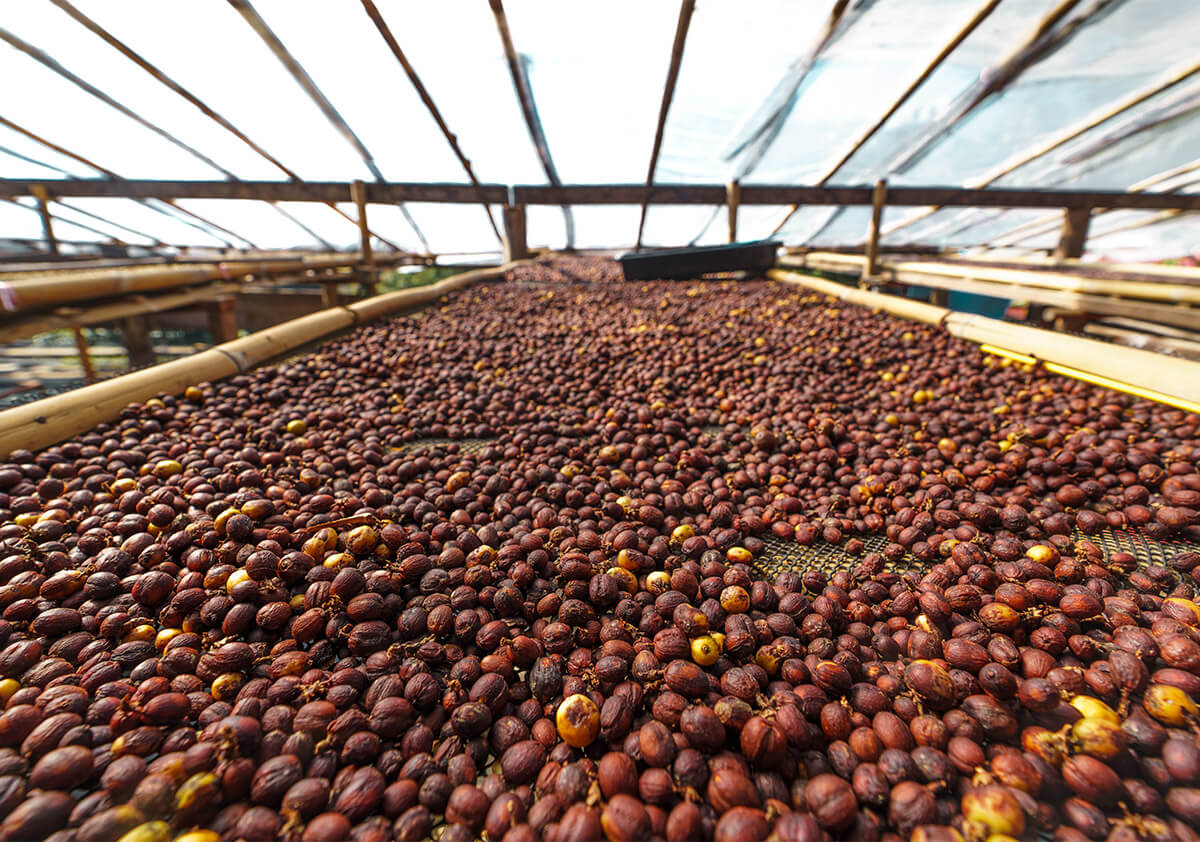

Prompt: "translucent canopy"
[0,0,1195,260]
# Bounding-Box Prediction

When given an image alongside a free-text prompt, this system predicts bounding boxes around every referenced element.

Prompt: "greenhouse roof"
[0,0,1197,261]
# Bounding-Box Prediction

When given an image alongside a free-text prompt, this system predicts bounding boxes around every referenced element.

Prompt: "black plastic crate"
[619,240,780,281]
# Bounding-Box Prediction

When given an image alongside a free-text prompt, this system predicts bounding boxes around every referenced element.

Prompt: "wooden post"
[502,205,528,263]
[726,181,740,243]
[30,185,58,256]
[72,326,96,384]
[120,316,155,368]
[929,289,949,307]
[350,180,376,295]
[207,295,239,343]
[1053,208,1090,260]
[865,179,888,280]
[321,281,340,309]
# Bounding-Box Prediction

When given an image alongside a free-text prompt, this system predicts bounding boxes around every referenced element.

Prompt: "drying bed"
[0,258,1197,842]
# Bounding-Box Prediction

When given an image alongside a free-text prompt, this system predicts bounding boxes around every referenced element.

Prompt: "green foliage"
[377,266,464,292]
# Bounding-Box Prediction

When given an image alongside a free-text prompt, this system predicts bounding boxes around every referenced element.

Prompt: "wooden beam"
[726,181,740,243]
[864,180,887,278]
[635,0,697,251]
[487,0,574,248]
[29,186,59,256]
[72,326,97,384]
[357,0,501,245]
[502,205,528,262]
[3,180,1200,213]
[1053,208,1090,259]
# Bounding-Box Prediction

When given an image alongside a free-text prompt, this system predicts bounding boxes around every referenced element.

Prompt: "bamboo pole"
[635,0,697,251]
[883,56,1200,239]
[357,0,501,245]
[0,261,521,458]
[29,186,59,256]
[0,253,409,316]
[768,268,1200,408]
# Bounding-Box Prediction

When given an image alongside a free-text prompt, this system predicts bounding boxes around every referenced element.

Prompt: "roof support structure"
[0,26,234,178]
[4,180,1200,212]
[0,116,253,249]
[991,157,1200,247]
[883,0,1119,176]
[487,0,574,248]
[770,0,1003,237]
[882,56,1200,239]
[634,0,696,251]
[48,0,404,252]
[226,0,429,252]
[357,0,502,245]
[1,196,122,245]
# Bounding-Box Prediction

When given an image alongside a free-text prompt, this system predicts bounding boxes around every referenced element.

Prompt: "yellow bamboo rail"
[768,268,1200,411]
[0,253,412,315]
[0,262,520,458]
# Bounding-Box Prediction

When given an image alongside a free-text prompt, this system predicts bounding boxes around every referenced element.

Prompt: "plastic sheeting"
[0,0,1196,257]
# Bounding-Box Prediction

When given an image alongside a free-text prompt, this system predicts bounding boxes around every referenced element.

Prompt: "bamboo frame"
[769,0,1004,237]
[487,0,574,248]
[1,196,123,245]
[0,116,254,248]
[357,0,502,245]
[46,0,401,251]
[0,262,519,458]
[992,157,1200,246]
[0,27,233,178]
[225,0,429,251]
[768,268,1200,408]
[883,56,1200,239]
[884,0,1093,176]
[0,252,410,316]
[635,0,696,251]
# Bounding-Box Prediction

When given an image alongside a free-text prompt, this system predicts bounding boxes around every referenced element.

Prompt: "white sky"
[0,0,1197,259]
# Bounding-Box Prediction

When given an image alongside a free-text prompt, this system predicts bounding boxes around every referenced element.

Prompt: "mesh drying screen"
[753,528,1200,582]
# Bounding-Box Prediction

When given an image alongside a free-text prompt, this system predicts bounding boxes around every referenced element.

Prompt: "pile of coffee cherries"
[0,257,1196,842]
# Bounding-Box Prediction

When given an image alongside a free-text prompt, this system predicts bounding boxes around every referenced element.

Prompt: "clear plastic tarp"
[0,0,1196,259]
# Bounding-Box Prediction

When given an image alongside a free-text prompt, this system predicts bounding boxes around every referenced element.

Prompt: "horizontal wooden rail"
[0,262,518,458]
[768,268,1200,411]
[3,179,1200,211]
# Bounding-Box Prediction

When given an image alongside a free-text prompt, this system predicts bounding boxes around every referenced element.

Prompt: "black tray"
[619,240,780,281]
